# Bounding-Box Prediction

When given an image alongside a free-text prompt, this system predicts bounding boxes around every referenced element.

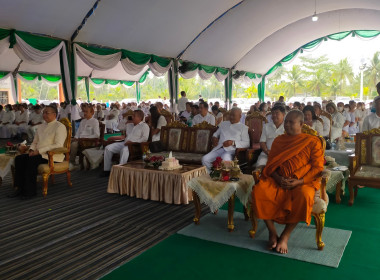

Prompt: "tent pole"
[17,78,22,103]
[168,59,178,115]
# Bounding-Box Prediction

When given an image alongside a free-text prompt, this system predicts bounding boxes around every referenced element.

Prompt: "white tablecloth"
[325,149,354,167]
[187,174,255,212]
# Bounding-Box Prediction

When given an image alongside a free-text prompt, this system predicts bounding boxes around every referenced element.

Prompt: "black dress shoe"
[8,190,22,198]
[99,171,111,178]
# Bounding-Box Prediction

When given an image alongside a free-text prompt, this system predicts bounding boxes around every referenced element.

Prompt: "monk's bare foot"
[268,232,278,250]
[276,235,290,254]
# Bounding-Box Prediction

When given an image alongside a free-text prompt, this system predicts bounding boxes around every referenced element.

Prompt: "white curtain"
[0,73,17,103]
[179,69,198,79]
[198,69,214,80]
[122,82,135,89]
[75,44,121,70]
[120,57,147,75]
[148,61,172,77]
[13,34,73,101]
[214,71,229,82]
[0,36,9,55]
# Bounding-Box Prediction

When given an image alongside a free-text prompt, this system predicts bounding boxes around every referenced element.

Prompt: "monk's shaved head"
[284,110,304,135]
[286,110,304,123]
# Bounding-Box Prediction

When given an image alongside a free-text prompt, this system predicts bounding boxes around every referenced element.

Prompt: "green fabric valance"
[265,29,380,77]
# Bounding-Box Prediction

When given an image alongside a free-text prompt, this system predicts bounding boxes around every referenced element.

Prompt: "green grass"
[102,187,380,280]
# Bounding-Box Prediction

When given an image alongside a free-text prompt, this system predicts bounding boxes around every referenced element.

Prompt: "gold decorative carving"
[361,139,367,165]
[316,116,324,125]
[302,124,326,152]
[166,121,187,128]
[193,121,216,129]
[219,108,227,113]
[363,128,380,135]
[312,212,325,250]
[245,112,268,124]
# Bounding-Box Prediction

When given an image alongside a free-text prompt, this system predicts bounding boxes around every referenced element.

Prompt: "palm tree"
[333,58,354,95]
[285,65,304,97]
[308,69,328,97]
[329,78,340,99]
[364,51,380,96]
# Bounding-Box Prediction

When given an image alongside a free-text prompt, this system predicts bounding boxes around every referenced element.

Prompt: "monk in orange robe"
[252,110,324,254]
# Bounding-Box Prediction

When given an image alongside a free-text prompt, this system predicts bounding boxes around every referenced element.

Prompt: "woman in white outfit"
[303,105,323,136]
[0,104,15,138]
[326,102,345,141]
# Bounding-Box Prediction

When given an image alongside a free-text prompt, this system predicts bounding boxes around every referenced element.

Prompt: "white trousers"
[9,124,28,136]
[104,142,129,171]
[255,152,268,167]
[202,148,235,173]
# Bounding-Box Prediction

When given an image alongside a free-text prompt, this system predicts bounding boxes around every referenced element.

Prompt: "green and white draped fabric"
[0,29,72,103]
[179,61,229,82]
[265,30,380,79]
[0,72,17,103]
[232,71,262,85]
[74,43,171,77]
[17,73,62,87]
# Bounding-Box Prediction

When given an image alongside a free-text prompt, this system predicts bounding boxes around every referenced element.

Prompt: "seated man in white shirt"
[26,105,44,142]
[9,103,29,139]
[179,102,192,123]
[69,105,100,166]
[362,96,380,131]
[9,105,67,199]
[58,102,71,120]
[256,105,285,167]
[102,110,150,177]
[192,102,216,126]
[202,107,250,173]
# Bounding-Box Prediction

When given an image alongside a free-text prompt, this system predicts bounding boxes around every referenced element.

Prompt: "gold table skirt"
[107,161,207,204]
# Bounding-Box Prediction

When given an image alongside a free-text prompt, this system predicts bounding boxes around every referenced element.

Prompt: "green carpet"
[102,187,380,280]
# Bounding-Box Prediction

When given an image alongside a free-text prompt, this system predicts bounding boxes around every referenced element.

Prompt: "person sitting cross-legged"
[8,105,67,199]
[202,107,250,173]
[251,110,324,254]
[101,110,149,177]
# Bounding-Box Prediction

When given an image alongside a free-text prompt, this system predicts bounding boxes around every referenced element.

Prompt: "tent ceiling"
[1,0,380,77]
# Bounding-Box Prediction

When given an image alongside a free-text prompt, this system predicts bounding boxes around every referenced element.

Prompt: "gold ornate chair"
[222,110,231,121]
[37,118,72,197]
[348,128,380,206]
[249,124,329,250]
[161,109,174,124]
[219,108,227,114]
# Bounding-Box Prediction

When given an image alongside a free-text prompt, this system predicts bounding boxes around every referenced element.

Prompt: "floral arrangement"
[210,157,223,179]
[144,155,165,168]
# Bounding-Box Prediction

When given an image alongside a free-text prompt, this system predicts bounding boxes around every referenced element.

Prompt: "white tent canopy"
[1,0,380,78]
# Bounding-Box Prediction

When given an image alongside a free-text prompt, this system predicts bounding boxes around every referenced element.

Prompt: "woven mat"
[178,210,351,268]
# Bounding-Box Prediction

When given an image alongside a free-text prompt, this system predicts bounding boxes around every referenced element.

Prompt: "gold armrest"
[252,166,264,182]
[348,154,358,176]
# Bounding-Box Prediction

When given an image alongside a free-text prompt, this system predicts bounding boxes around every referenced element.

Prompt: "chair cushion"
[354,165,380,178]
[38,161,69,174]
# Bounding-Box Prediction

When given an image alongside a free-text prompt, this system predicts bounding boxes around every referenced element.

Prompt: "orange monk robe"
[252,133,324,225]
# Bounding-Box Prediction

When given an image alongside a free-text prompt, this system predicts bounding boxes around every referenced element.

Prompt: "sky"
[283,35,380,74]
